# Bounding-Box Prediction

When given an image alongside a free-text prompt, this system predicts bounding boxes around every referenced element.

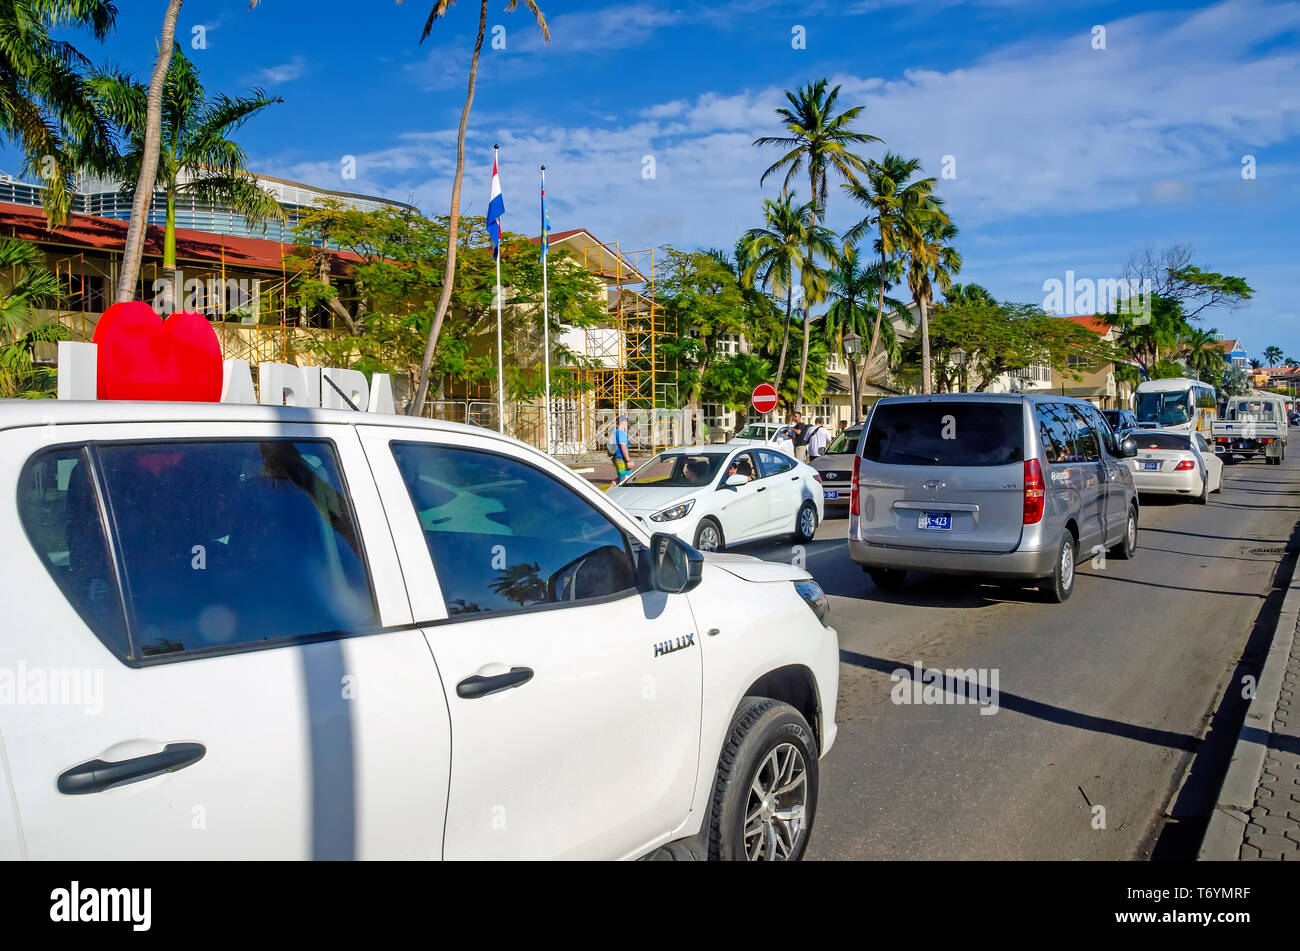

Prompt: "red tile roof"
[1060,314,1112,335]
[0,201,357,274]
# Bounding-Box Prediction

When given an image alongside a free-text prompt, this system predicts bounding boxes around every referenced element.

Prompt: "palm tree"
[0,0,118,224]
[1182,327,1225,383]
[902,206,961,394]
[92,46,283,274]
[823,248,906,416]
[755,79,879,402]
[1264,345,1284,367]
[842,153,935,371]
[741,193,835,404]
[944,282,996,305]
[0,237,63,397]
[114,0,182,304]
[401,0,551,416]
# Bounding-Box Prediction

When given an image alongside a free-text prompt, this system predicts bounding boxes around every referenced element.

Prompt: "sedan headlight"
[650,499,695,522]
[794,580,830,626]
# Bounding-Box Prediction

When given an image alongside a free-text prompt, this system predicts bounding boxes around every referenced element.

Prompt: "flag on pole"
[487,147,505,260]
[539,170,551,263]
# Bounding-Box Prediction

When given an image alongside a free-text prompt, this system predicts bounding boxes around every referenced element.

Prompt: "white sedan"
[607,444,824,551]
[727,422,797,457]
[1122,429,1223,503]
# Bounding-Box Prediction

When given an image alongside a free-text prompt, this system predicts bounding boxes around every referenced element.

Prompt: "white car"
[607,444,824,552]
[727,422,797,456]
[0,401,838,861]
[1122,429,1223,503]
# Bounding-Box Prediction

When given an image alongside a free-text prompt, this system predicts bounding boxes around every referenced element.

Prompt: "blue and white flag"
[487,148,505,260]
[539,167,550,263]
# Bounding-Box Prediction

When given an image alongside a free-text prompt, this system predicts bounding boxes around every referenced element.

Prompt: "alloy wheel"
[743,742,808,861]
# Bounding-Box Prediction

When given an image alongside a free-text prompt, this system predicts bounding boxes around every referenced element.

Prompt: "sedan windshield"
[824,428,862,454]
[625,452,729,487]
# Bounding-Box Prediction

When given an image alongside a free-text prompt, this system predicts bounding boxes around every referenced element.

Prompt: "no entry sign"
[751,383,779,414]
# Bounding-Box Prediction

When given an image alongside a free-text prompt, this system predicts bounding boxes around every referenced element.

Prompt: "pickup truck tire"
[1042,532,1076,603]
[709,697,819,861]
[1110,505,1138,560]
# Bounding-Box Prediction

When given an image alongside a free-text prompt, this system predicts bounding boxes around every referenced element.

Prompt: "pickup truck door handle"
[457,666,534,699]
[57,742,206,795]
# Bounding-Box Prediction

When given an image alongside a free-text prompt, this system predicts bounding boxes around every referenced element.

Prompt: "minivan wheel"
[1043,533,1077,603]
[869,568,907,591]
[1110,506,1138,560]
[708,697,818,862]
[694,517,724,552]
[793,501,818,543]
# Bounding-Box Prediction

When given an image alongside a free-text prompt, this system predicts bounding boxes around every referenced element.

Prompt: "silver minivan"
[847,393,1140,602]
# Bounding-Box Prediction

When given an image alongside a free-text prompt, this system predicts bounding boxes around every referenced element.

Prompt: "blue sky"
[14,0,1299,356]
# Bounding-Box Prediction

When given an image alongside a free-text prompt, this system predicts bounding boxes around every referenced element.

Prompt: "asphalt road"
[728,449,1300,860]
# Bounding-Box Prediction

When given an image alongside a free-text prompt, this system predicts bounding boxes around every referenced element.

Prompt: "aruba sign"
[56,301,396,414]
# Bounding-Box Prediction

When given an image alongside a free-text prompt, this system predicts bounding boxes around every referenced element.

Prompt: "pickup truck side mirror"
[1119,436,1138,458]
[647,532,703,594]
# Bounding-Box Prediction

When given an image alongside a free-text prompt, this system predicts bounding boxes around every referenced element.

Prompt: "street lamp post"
[951,348,967,393]
[843,331,862,423]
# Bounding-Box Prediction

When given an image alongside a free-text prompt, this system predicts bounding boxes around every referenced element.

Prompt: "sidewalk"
[1199,562,1300,860]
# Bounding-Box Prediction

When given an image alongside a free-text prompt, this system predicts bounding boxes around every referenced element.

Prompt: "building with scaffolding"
[0,200,357,370]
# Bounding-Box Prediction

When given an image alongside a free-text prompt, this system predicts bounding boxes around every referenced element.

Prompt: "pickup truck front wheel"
[709,697,819,861]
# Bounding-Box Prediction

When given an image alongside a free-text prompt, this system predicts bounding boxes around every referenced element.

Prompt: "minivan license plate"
[919,512,951,531]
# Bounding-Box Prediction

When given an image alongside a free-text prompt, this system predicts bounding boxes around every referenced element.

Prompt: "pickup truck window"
[96,440,377,659]
[391,442,637,617]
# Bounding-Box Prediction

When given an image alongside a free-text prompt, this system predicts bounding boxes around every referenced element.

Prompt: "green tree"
[91,45,283,272]
[286,206,606,402]
[754,79,878,402]
[741,193,835,406]
[0,0,118,224]
[1264,345,1284,367]
[1220,365,1250,396]
[0,237,64,397]
[398,0,551,416]
[842,153,935,373]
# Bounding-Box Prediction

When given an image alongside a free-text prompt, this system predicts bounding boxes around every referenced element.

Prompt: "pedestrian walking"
[789,411,809,462]
[608,415,633,487]
[806,419,831,460]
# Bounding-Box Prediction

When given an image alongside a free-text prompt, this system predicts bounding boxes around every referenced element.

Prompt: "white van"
[0,401,839,861]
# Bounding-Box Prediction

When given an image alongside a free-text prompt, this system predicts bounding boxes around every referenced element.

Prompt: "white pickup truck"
[1211,393,1289,464]
[0,401,839,861]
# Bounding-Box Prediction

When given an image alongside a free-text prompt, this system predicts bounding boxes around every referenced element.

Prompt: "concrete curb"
[1198,557,1300,860]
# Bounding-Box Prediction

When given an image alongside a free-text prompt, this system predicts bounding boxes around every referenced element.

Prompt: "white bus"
[1133,378,1218,436]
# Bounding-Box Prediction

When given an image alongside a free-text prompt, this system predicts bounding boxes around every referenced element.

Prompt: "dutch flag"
[487,147,505,261]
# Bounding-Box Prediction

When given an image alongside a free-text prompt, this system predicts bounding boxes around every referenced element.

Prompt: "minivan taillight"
[1024,458,1045,524]
[850,455,861,516]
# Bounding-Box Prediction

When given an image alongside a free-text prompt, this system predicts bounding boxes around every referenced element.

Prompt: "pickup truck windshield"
[1135,391,1192,426]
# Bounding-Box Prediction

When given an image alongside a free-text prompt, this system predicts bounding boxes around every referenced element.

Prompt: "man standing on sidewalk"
[608,415,633,487]
[806,418,831,461]
[789,411,809,462]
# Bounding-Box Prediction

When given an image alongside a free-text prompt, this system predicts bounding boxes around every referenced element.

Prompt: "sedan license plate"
[918,512,951,531]
[823,489,839,500]
[1142,461,1160,471]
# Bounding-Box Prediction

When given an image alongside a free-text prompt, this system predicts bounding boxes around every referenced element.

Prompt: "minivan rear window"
[863,402,1024,467]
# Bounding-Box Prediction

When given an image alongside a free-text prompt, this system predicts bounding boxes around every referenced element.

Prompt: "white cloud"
[251,57,307,87]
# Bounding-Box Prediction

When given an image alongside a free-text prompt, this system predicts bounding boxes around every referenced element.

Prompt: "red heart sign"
[92,302,223,402]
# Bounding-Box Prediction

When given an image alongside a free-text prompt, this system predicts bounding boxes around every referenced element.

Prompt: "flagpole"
[541,164,552,455]
[493,144,505,434]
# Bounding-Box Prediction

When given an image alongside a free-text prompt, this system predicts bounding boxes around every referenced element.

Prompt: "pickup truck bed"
[1211,418,1286,463]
